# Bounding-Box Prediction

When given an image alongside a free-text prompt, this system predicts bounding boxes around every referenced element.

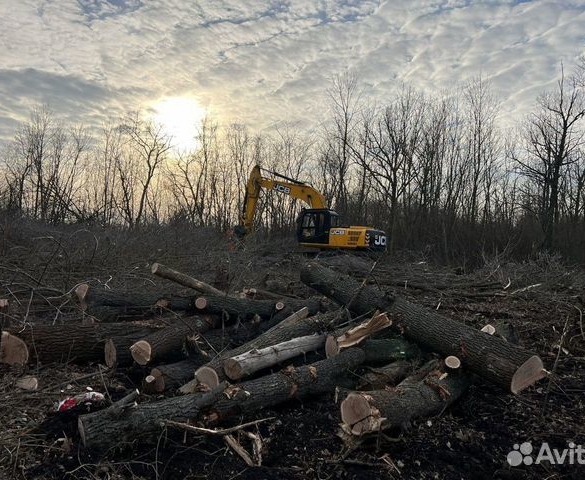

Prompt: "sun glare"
[152,97,206,153]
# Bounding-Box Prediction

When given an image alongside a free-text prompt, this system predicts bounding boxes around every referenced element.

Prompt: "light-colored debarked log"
[178,307,339,394]
[224,333,326,381]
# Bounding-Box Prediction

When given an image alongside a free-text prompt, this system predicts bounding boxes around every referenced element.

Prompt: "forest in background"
[1,59,585,266]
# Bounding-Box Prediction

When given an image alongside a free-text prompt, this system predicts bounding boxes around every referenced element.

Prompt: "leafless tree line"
[1,60,585,263]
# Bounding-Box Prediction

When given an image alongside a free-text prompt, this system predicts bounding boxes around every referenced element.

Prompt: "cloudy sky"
[1,0,584,150]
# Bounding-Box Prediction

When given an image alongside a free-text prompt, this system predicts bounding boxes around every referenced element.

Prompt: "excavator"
[234,165,387,252]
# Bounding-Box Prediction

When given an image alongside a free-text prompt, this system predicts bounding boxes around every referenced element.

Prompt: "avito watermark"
[507,441,585,466]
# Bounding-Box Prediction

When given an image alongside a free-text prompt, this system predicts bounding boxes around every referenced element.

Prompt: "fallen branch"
[151,263,227,297]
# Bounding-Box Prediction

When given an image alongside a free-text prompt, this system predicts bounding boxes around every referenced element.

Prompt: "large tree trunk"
[193,295,322,320]
[301,262,546,394]
[5,323,159,365]
[79,348,365,450]
[206,348,365,424]
[75,284,192,322]
[340,359,471,435]
[78,382,228,449]
[130,316,218,366]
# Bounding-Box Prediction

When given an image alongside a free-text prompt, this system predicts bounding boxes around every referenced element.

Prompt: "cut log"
[146,358,203,393]
[193,295,321,320]
[75,283,192,322]
[143,374,163,394]
[16,376,38,391]
[179,309,351,394]
[151,263,227,297]
[325,312,392,358]
[341,359,471,436]
[0,331,29,365]
[358,338,421,365]
[205,348,366,424]
[130,316,217,366]
[223,333,326,381]
[482,322,520,345]
[6,323,159,365]
[78,382,229,449]
[356,361,414,390]
[195,366,220,388]
[301,262,547,394]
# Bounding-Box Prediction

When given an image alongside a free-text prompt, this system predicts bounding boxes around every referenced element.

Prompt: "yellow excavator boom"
[240,165,327,234]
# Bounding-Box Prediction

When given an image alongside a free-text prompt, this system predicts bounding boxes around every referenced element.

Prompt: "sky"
[0,0,584,151]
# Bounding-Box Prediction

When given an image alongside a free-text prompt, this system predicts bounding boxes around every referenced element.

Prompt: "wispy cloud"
[0,0,584,145]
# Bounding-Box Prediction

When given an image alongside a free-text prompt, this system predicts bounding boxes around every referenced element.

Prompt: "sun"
[151,97,206,152]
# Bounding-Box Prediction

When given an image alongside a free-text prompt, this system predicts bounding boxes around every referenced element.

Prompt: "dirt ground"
[1,219,584,480]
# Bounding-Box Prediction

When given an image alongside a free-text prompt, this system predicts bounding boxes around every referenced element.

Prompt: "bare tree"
[513,66,585,249]
[116,114,172,228]
[321,71,363,217]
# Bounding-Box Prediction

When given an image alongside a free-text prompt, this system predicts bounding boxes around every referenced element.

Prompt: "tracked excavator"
[234,165,387,252]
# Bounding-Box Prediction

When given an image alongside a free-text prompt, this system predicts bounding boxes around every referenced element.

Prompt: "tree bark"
[151,263,227,297]
[356,360,414,390]
[130,316,218,366]
[205,348,366,424]
[6,323,159,365]
[78,382,228,449]
[341,359,471,435]
[193,295,322,320]
[301,262,546,394]
[75,284,192,322]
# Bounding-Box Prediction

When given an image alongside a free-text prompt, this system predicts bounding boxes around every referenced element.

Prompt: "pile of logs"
[0,261,548,455]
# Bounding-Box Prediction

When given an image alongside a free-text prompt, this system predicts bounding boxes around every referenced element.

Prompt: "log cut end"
[151,262,161,274]
[224,358,244,381]
[325,336,340,358]
[510,355,547,394]
[104,339,117,368]
[195,297,208,310]
[0,331,29,365]
[444,355,461,370]
[340,392,384,436]
[130,340,152,366]
[195,366,219,389]
[75,284,90,310]
[16,376,38,391]
[480,324,496,335]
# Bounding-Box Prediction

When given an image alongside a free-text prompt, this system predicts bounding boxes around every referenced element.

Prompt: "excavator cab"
[296,208,339,246]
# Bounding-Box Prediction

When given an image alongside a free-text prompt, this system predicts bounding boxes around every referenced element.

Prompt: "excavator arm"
[239,165,327,234]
